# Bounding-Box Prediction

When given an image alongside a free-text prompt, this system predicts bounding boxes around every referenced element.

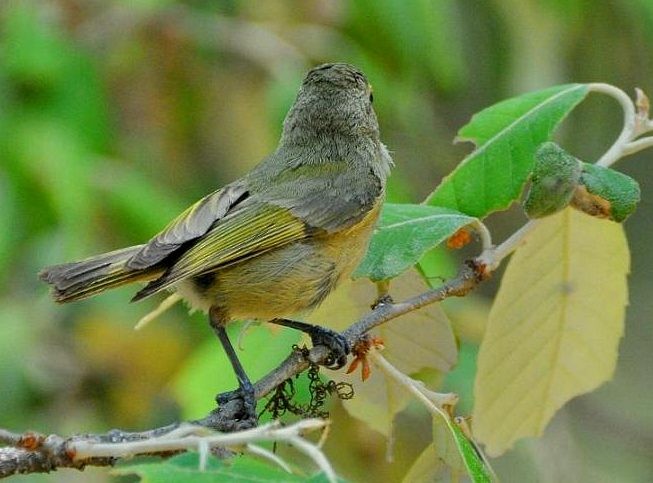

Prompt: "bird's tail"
[39,245,164,303]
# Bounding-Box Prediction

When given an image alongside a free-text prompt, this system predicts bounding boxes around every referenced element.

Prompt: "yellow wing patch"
[132,204,310,300]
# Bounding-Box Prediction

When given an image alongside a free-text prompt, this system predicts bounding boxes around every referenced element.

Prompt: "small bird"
[40,63,392,425]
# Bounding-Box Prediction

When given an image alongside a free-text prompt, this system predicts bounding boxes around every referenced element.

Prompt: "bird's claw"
[371,294,394,310]
[307,326,350,370]
[216,385,257,427]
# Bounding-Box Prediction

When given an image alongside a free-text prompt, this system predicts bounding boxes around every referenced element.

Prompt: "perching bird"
[40,63,392,425]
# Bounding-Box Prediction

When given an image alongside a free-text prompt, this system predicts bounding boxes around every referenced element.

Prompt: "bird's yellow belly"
[174,201,381,321]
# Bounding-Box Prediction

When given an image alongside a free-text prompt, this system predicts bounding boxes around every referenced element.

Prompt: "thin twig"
[622,136,653,156]
[590,83,653,167]
[73,420,325,459]
[591,83,637,167]
[370,351,453,421]
[287,436,337,483]
[477,220,537,271]
[245,444,292,474]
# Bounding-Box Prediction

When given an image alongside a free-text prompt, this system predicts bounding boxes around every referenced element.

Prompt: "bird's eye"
[369,91,374,103]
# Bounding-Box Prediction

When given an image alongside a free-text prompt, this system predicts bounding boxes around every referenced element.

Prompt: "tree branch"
[0,259,488,478]
[0,420,332,480]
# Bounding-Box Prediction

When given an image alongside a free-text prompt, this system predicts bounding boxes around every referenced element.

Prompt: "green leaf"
[354,203,475,281]
[402,443,445,482]
[524,142,582,219]
[449,421,494,482]
[406,414,494,482]
[426,84,589,217]
[571,162,641,222]
[113,452,335,482]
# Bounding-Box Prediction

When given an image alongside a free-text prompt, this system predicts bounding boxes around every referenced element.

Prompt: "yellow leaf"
[402,417,468,483]
[473,208,629,456]
[334,367,411,439]
[402,443,444,483]
[432,415,467,482]
[444,295,492,344]
[309,270,457,437]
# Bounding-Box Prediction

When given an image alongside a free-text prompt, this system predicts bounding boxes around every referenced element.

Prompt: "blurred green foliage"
[114,452,337,482]
[1,1,653,482]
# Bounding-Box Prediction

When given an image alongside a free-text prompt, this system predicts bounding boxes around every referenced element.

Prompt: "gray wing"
[126,181,249,270]
[225,140,390,234]
[260,164,384,233]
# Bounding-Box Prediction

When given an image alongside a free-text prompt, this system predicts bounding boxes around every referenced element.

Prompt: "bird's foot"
[307,326,350,370]
[371,294,394,310]
[216,383,257,429]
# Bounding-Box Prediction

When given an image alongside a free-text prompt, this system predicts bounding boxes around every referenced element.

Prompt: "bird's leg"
[209,307,257,427]
[269,318,350,370]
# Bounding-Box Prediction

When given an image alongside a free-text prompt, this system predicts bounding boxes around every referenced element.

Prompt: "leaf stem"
[471,220,494,252]
[622,136,653,156]
[370,350,457,419]
[590,83,653,167]
[477,220,536,271]
[370,351,497,481]
[246,444,293,473]
[287,436,337,483]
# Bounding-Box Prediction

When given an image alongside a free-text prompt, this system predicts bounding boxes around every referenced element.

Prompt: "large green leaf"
[113,452,339,482]
[354,203,475,281]
[426,84,589,217]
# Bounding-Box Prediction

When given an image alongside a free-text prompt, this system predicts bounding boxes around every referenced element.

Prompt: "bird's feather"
[127,181,250,270]
[131,202,310,300]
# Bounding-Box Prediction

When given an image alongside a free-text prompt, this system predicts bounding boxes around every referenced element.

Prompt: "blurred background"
[1,0,652,481]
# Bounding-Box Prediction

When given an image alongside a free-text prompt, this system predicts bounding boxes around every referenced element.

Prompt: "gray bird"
[40,63,392,425]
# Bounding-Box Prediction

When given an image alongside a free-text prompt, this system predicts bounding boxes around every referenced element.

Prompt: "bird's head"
[282,63,378,143]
